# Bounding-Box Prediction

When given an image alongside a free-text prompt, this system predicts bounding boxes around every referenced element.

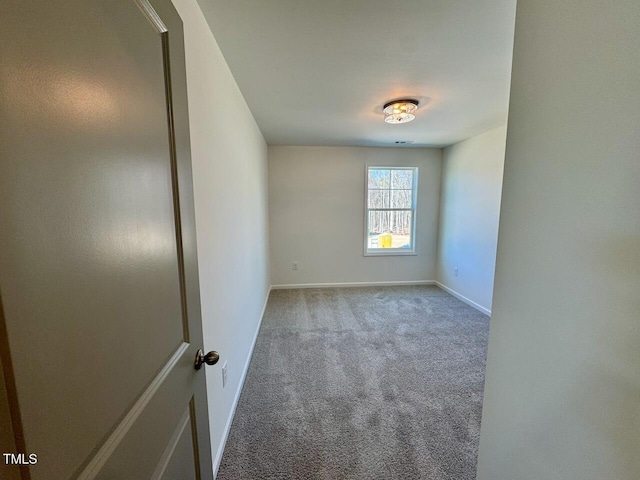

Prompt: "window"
[365,166,418,255]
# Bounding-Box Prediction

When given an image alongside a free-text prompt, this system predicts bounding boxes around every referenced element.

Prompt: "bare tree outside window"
[365,167,418,254]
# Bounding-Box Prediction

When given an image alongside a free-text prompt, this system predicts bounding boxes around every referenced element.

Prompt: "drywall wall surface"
[268,146,441,285]
[171,0,270,472]
[437,126,507,313]
[477,1,640,479]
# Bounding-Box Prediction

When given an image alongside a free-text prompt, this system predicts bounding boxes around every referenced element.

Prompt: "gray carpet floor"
[217,285,490,480]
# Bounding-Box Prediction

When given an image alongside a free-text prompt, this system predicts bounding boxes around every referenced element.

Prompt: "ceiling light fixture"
[383,99,419,124]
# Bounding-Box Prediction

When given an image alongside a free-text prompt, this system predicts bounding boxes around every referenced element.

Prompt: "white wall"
[268,146,441,286]
[436,126,507,314]
[477,1,640,479]
[171,0,270,474]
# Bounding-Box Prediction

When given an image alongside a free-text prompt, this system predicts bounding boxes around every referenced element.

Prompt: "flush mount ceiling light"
[383,99,419,124]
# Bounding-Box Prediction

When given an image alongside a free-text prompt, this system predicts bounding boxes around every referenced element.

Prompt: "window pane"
[367,211,413,249]
[368,169,390,189]
[368,210,387,236]
[368,189,390,208]
[391,169,413,189]
[390,189,412,208]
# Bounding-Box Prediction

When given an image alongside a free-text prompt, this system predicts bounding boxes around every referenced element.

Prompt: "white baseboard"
[212,285,272,478]
[271,280,436,290]
[435,282,491,316]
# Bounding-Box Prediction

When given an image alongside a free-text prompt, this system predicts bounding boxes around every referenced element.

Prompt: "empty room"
[1,1,638,480]
[211,1,511,478]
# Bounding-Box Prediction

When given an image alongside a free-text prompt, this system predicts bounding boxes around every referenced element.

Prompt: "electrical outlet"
[292,262,299,270]
[221,361,228,388]
[453,267,459,277]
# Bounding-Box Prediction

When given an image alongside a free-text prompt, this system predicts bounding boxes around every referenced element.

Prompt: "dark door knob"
[194,349,220,370]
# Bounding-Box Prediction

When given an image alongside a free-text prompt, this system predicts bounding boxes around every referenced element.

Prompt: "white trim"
[364,165,419,256]
[212,286,272,478]
[363,251,418,257]
[435,282,491,316]
[271,280,436,290]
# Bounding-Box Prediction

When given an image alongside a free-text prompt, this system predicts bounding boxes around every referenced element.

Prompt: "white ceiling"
[198,0,516,147]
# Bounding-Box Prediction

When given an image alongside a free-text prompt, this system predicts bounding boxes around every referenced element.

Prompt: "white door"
[0,1,215,479]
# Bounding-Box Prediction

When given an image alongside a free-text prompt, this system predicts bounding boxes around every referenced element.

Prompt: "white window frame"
[364,165,418,256]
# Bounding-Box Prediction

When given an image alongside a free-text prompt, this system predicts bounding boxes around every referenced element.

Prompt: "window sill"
[364,250,418,257]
